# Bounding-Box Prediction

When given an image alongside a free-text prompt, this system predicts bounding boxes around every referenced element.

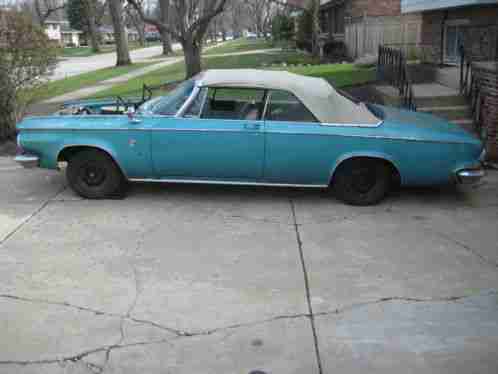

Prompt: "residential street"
[51,44,181,81]
[1,156,497,373]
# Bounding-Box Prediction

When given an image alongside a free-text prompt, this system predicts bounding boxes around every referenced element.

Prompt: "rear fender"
[329,151,402,185]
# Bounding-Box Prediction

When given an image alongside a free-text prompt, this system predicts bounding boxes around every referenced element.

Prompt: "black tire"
[66,149,124,199]
[332,158,391,206]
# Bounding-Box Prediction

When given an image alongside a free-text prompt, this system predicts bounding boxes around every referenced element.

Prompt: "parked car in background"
[15,69,486,205]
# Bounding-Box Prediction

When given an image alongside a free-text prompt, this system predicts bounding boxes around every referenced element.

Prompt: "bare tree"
[83,0,100,52]
[128,0,229,78]
[108,0,131,65]
[310,0,320,58]
[227,0,246,39]
[246,0,266,37]
[33,0,66,26]
[155,0,173,55]
[125,4,145,46]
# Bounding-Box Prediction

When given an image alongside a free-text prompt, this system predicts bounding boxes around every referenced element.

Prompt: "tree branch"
[127,0,181,40]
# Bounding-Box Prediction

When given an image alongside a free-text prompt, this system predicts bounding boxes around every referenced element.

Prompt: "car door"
[263,89,333,185]
[151,86,266,180]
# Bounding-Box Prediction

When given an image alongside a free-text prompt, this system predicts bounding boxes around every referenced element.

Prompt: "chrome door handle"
[243,123,261,130]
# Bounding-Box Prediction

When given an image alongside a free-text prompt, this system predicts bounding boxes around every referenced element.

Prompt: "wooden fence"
[344,15,422,60]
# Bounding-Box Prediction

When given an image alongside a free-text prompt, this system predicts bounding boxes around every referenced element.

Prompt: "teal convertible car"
[16,69,486,205]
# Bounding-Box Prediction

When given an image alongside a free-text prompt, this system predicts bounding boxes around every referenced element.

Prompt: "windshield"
[137,79,195,116]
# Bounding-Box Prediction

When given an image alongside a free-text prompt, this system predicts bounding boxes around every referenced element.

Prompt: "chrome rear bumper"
[456,167,486,185]
[15,154,39,168]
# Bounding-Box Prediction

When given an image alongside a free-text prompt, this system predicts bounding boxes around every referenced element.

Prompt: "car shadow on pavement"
[125,181,473,207]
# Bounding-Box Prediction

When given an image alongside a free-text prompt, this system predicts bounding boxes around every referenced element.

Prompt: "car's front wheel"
[66,149,124,199]
[332,158,391,206]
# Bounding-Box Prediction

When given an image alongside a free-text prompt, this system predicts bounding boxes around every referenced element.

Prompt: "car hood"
[17,114,132,130]
[372,104,481,146]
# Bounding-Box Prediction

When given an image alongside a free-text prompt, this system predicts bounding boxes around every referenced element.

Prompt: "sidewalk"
[43,57,183,103]
[44,48,282,104]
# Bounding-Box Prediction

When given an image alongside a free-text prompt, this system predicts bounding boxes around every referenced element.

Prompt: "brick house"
[320,0,498,63]
[402,1,498,64]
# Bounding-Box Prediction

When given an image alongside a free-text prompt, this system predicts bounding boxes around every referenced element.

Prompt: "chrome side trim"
[128,178,328,188]
[320,120,384,128]
[19,127,475,145]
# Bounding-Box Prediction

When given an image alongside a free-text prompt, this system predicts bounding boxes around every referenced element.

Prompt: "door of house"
[445,24,464,64]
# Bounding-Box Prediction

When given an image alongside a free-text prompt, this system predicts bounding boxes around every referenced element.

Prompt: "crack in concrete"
[314,294,481,318]
[289,198,324,374]
[1,291,493,368]
[0,338,174,367]
[0,293,186,336]
[0,185,67,247]
[433,230,498,269]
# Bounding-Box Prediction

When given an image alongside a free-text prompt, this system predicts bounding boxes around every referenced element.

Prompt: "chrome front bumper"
[456,167,486,185]
[15,154,39,168]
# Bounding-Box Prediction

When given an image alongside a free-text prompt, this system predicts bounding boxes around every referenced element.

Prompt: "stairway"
[374,82,477,134]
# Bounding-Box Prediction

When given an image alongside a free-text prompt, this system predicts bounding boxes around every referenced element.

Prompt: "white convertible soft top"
[197,69,380,125]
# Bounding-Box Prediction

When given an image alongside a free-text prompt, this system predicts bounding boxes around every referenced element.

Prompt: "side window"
[201,87,266,120]
[184,88,208,118]
[266,90,318,123]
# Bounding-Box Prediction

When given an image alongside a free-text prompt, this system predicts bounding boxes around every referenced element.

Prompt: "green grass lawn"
[26,62,156,103]
[147,38,275,60]
[89,51,375,99]
[286,64,376,88]
[203,37,275,55]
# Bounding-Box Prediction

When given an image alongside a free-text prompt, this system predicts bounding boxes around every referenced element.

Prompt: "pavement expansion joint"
[289,198,324,374]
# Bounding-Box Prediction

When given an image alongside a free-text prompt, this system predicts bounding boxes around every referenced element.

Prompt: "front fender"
[57,141,127,178]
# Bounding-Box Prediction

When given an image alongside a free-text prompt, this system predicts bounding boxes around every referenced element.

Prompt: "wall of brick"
[347,0,402,18]
[420,5,498,63]
[474,63,498,160]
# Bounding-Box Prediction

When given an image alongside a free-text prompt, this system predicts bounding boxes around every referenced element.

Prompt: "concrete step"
[414,95,467,108]
[418,105,471,121]
[434,67,461,91]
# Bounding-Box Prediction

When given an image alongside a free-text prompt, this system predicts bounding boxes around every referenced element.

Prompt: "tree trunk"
[159,0,172,55]
[83,0,101,53]
[109,0,131,66]
[137,26,145,47]
[160,30,173,55]
[182,39,202,79]
[311,0,321,59]
[130,16,145,47]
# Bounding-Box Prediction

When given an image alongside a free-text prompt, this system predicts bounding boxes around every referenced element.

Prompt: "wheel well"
[330,156,401,188]
[57,146,126,178]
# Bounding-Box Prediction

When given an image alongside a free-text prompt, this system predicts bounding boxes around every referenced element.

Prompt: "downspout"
[440,10,448,67]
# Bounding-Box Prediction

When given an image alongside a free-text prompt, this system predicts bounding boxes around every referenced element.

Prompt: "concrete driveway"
[1,156,497,374]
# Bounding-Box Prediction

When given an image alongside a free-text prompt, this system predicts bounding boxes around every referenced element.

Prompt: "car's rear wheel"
[66,149,124,199]
[332,158,391,206]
